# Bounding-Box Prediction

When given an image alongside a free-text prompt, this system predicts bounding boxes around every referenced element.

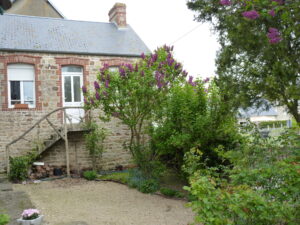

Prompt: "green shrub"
[84,122,106,171]
[160,187,184,198]
[185,128,300,225]
[9,152,37,182]
[0,214,10,225]
[127,168,160,193]
[83,170,97,180]
[99,172,129,184]
[139,179,160,193]
[150,82,241,171]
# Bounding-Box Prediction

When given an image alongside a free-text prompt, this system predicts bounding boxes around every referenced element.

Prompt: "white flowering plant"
[21,209,40,220]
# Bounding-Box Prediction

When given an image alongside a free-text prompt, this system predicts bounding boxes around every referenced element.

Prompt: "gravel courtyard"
[13,178,194,225]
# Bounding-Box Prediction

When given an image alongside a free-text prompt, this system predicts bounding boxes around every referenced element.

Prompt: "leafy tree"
[83,46,187,163]
[187,0,300,124]
[151,81,241,170]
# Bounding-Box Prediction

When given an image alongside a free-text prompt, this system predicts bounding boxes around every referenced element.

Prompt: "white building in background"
[238,106,292,129]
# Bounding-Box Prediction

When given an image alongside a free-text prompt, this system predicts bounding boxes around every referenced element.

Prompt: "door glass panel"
[73,76,81,102]
[64,76,72,102]
[10,81,21,105]
[23,81,34,105]
[62,66,82,73]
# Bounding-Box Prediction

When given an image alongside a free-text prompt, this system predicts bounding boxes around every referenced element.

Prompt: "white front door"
[62,66,84,124]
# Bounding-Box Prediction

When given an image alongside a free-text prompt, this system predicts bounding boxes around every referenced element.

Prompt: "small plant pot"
[17,215,44,225]
[14,104,29,109]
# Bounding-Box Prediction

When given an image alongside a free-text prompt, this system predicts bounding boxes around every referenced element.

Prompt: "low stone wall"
[40,128,133,171]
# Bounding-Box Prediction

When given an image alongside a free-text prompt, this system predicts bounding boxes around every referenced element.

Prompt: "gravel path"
[13,178,195,225]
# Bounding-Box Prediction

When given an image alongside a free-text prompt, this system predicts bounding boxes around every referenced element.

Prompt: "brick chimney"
[108,3,127,28]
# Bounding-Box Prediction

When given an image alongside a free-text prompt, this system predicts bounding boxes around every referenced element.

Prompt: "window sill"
[14,104,29,109]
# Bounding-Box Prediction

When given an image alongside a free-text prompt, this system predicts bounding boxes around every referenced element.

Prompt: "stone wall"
[0,51,138,172]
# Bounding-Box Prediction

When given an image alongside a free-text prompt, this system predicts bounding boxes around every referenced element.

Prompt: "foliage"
[84,121,106,171]
[83,170,97,181]
[151,81,241,170]
[83,45,187,161]
[185,128,300,225]
[0,214,9,225]
[9,152,37,182]
[99,171,129,184]
[185,173,289,225]
[159,187,184,198]
[259,120,288,129]
[187,0,300,124]
[132,145,165,181]
[127,168,160,194]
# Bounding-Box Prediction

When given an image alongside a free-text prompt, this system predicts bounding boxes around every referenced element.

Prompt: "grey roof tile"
[0,14,150,56]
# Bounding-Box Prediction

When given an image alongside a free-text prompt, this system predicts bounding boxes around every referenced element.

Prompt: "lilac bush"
[82,45,189,158]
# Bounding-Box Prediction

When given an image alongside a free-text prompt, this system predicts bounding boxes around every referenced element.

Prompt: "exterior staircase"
[5,107,91,176]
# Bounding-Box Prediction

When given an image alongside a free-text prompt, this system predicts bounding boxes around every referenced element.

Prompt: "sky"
[50,0,220,78]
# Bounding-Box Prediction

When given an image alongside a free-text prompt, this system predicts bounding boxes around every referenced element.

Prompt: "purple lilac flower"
[135,64,139,72]
[95,92,100,100]
[163,44,170,52]
[126,64,133,72]
[119,67,126,77]
[82,85,87,94]
[242,10,260,20]
[84,98,88,105]
[267,27,282,44]
[103,91,108,97]
[272,0,284,5]
[203,77,210,83]
[90,98,95,105]
[140,71,145,76]
[269,9,276,17]
[170,45,174,51]
[220,0,231,6]
[105,79,109,88]
[188,76,197,86]
[182,70,188,77]
[155,71,165,88]
[175,63,181,70]
[151,54,158,62]
[94,81,100,90]
[141,53,146,59]
[167,53,172,59]
[167,58,174,66]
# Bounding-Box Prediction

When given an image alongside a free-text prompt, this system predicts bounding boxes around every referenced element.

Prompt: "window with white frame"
[8,64,35,108]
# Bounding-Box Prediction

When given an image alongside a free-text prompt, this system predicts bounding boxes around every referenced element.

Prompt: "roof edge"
[0,48,145,58]
[47,0,65,19]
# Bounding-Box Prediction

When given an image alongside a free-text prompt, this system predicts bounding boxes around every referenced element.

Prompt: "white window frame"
[61,66,84,106]
[7,64,36,109]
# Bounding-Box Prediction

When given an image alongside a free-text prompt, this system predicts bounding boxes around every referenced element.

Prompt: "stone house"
[0,1,150,173]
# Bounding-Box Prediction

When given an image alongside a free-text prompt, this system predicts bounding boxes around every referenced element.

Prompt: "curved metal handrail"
[6,106,90,175]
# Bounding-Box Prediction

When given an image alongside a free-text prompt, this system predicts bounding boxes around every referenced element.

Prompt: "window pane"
[64,76,72,102]
[73,76,81,102]
[109,66,119,72]
[10,81,20,105]
[23,81,34,105]
[62,66,83,73]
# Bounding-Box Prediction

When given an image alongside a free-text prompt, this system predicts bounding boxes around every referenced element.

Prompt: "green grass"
[98,172,129,184]
[160,187,184,198]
